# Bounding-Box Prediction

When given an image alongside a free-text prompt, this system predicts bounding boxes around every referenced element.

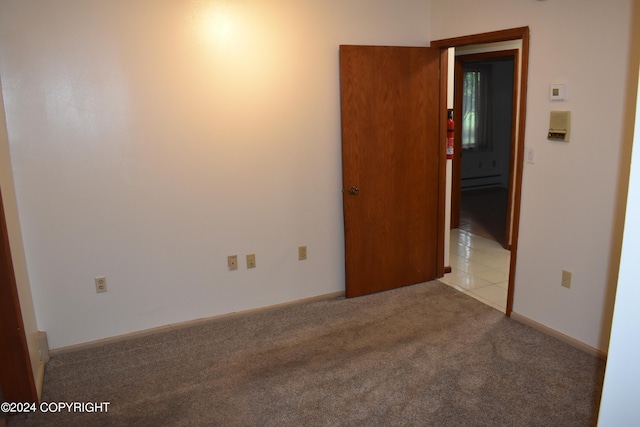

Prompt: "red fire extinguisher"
[447,109,454,160]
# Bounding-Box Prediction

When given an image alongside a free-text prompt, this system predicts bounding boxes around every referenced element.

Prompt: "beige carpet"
[8,280,604,426]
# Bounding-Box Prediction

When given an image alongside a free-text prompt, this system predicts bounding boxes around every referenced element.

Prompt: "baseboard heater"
[461,174,502,189]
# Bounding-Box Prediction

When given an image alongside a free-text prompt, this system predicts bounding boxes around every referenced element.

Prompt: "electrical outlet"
[561,270,572,288]
[246,253,256,269]
[95,276,107,293]
[298,245,307,261]
[228,255,238,271]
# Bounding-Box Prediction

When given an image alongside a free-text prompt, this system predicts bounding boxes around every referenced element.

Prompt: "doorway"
[452,51,515,309]
[432,27,530,316]
[454,50,518,250]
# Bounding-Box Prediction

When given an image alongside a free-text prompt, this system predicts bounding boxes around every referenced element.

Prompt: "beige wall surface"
[0,0,431,348]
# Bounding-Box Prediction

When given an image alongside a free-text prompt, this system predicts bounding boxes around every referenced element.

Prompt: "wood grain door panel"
[340,45,442,298]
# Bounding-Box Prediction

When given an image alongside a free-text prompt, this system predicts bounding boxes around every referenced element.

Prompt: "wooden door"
[0,187,38,403]
[340,45,444,298]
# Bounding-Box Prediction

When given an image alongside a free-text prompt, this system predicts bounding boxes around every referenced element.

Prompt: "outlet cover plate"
[95,276,107,293]
[228,255,238,271]
[246,253,256,269]
[561,270,572,288]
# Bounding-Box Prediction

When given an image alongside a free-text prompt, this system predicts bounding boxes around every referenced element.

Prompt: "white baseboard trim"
[510,311,607,360]
[33,330,49,399]
[51,291,345,355]
[35,360,45,399]
[37,330,50,363]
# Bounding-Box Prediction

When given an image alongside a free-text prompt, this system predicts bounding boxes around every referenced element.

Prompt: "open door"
[0,187,38,403]
[432,27,531,316]
[340,45,445,298]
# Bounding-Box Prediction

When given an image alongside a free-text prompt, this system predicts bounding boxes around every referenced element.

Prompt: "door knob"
[348,186,359,195]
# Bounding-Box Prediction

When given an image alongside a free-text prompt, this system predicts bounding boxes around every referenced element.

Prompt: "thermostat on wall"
[550,84,568,101]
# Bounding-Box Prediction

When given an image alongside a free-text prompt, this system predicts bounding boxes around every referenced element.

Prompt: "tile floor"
[441,228,511,313]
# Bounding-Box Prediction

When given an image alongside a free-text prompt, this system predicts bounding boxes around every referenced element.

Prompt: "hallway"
[442,228,510,313]
[442,186,511,312]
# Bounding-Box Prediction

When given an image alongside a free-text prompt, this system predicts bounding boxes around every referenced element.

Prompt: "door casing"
[432,26,530,316]
[0,186,38,403]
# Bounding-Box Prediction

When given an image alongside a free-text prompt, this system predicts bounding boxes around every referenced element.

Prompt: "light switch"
[526,147,535,164]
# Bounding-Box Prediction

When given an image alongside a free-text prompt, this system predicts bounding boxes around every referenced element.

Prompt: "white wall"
[0,0,431,348]
[598,3,640,423]
[598,68,640,427]
[432,0,635,351]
